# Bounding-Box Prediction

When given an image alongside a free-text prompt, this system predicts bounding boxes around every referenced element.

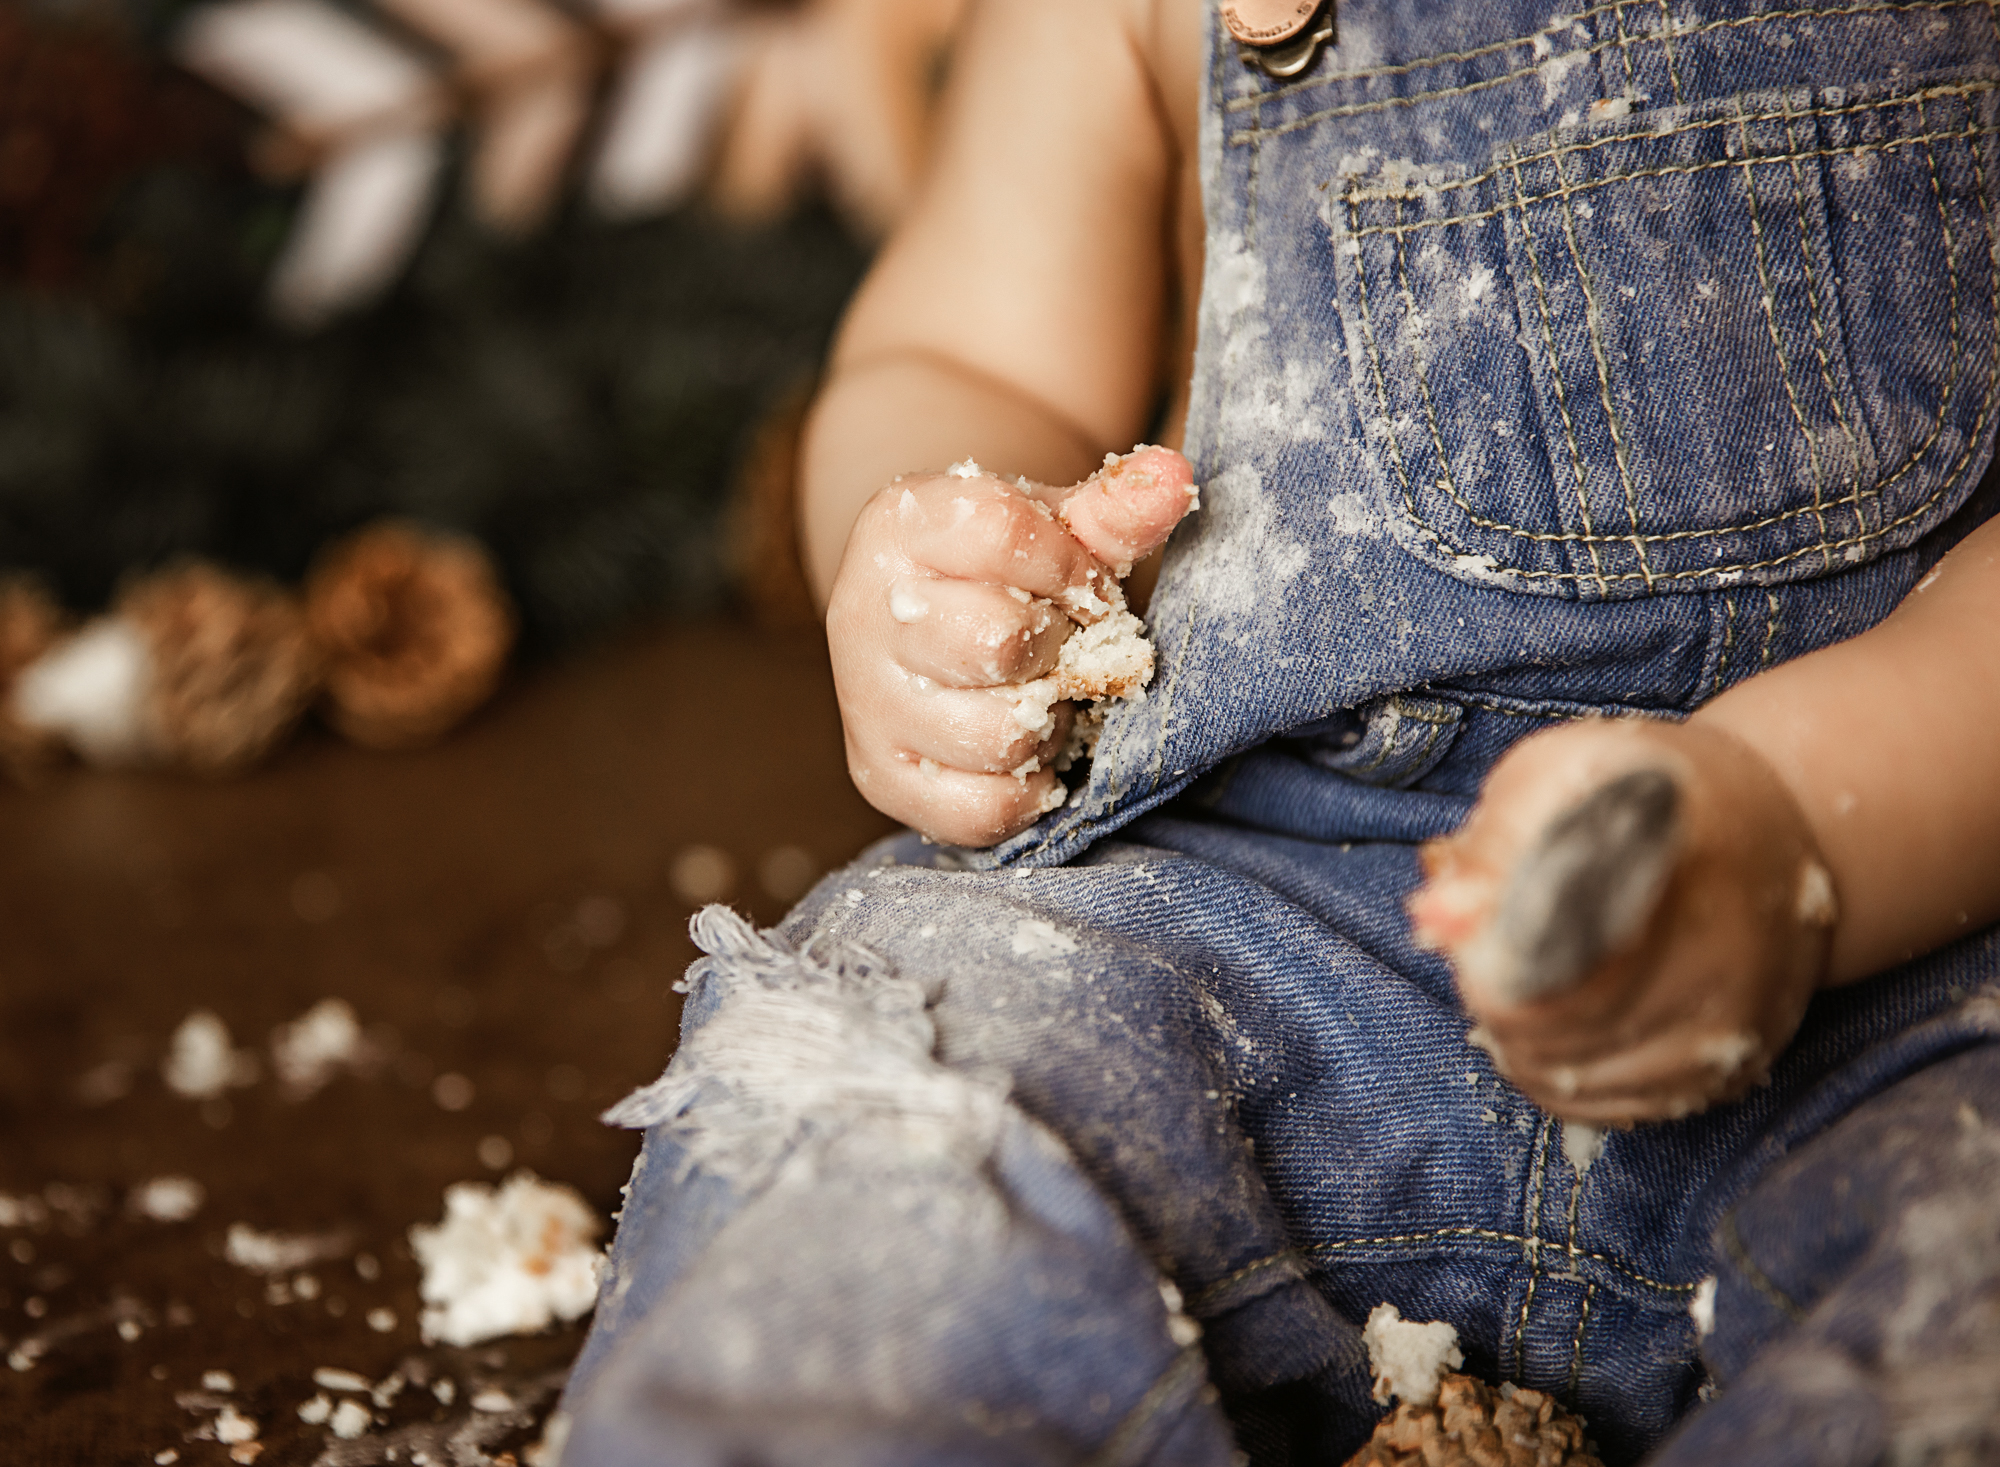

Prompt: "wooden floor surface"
[0,620,892,1466]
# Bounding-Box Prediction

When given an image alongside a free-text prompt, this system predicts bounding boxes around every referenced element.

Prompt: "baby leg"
[556,851,1373,1465]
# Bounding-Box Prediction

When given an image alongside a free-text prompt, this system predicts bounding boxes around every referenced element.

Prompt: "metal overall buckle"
[1223,0,1335,79]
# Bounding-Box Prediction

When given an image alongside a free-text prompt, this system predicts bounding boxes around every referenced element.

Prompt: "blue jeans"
[558,804,2000,1465]
[560,1,2000,1460]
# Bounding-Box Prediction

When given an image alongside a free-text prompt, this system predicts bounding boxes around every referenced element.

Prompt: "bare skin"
[1409,718,1837,1123]
[827,448,1198,845]
[801,0,2000,1122]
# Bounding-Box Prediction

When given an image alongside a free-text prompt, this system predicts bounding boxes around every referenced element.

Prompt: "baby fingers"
[889,473,1115,620]
[1479,1019,1776,1124]
[887,578,1070,687]
[872,672,1074,775]
[856,754,1072,850]
[1056,445,1201,576]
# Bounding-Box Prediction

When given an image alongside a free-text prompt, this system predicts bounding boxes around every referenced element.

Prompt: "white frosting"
[1362,1302,1464,1407]
[12,617,155,765]
[410,1174,603,1347]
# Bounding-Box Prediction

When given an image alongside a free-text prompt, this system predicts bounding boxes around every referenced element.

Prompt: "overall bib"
[560,4,2000,1463]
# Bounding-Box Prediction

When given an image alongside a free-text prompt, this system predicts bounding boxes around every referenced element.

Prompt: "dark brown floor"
[0,620,894,1466]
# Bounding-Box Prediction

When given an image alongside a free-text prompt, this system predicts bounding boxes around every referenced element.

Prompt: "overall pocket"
[1328,75,2000,600]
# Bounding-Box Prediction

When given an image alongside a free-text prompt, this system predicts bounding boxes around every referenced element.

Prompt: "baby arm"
[1412,514,2000,1124]
[800,0,1202,846]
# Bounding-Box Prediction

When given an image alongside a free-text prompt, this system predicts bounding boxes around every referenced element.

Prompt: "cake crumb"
[1562,1122,1604,1176]
[163,1012,259,1100]
[1011,919,1079,958]
[212,1404,257,1443]
[1004,585,1156,756]
[1050,597,1153,704]
[129,1176,205,1224]
[1689,1275,1718,1338]
[329,1398,372,1439]
[269,998,373,1099]
[224,1224,351,1274]
[410,1173,604,1347]
[1795,859,1838,927]
[1362,1302,1464,1407]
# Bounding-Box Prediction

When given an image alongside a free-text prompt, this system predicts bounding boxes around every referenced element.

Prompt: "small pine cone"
[0,577,68,776]
[1342,1374,1603,1467]
[120,563,319,774]
[304,522,515,751]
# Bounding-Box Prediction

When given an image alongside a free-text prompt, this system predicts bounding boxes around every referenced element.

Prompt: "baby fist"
[1408,717,1839,1124]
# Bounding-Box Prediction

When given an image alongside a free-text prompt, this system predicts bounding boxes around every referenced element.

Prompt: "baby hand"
[827,448,1197,848]
[1407,718,1839,1125]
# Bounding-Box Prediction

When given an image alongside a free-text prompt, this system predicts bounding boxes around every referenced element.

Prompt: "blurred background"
[0,0,952,1457]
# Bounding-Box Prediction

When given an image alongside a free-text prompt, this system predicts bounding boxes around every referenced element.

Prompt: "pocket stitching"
[1736,95,1842,571]
[1373,188,1614,589]
[1335,87,1999,586]
[1542,135,1661,590]
[1776,89,1875,544]
[1340,82,1993,218]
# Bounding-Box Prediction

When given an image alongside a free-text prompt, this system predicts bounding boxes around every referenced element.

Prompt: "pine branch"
[173,0,966,328]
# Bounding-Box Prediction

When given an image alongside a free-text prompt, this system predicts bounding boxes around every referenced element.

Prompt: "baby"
[558,2,2000,1463]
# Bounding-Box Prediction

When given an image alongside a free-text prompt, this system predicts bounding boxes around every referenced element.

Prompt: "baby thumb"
[1057,446,1200,576]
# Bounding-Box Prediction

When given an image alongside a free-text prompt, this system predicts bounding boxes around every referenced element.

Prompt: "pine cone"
[1344,1374,1603,1467]
[0,577,67,777]
[120,563,320,774]
[304,521,515,750]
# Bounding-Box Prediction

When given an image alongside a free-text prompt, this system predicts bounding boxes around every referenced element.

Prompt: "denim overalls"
[558,4,2000,1463]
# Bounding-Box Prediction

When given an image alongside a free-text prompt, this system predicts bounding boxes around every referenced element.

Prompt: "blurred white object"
[12,618,154,766]
[270,130,444,329]
[591,18,744,218]
[411,1173,604,1346]
[177,0,447,325]
[129,1176,208,1223]
[1362,1302,1464,1408]
[163,1011,261,1100]
[373,0,593,230]
[270,998,373,1099]
[177,0,438,132]
[223,1222,354,1272]
[172,0,969,326]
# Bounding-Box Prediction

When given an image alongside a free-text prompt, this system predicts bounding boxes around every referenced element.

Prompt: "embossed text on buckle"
[1226,0,1334,79]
